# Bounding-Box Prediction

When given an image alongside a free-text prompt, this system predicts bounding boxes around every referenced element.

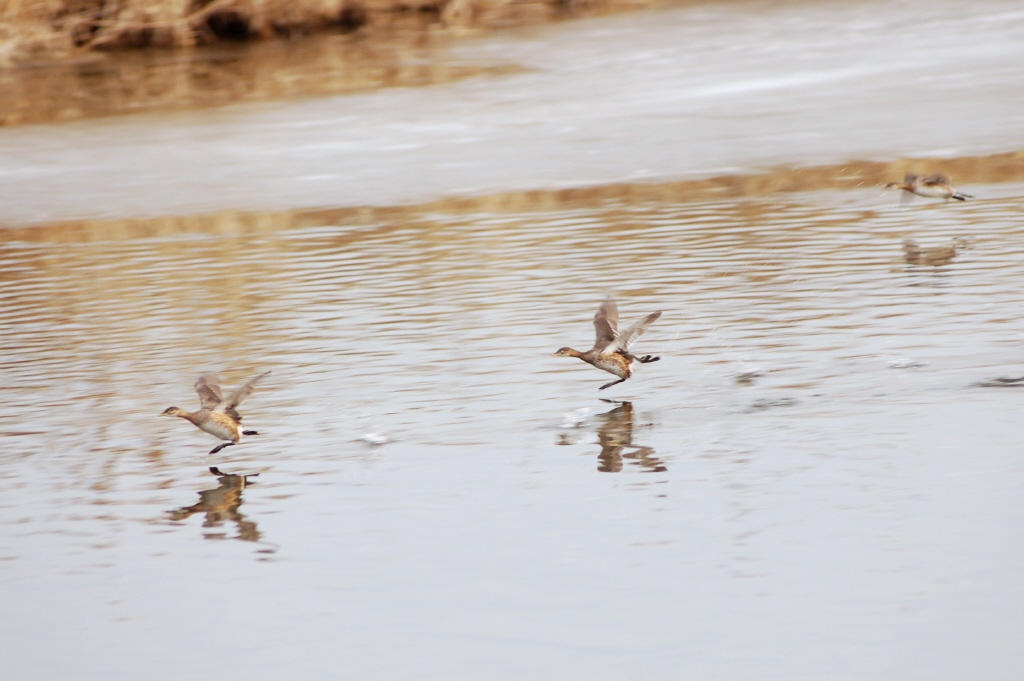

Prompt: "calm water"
[2,186,1024,679]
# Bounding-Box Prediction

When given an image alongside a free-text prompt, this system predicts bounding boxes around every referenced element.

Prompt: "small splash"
[888,358,925,369]
[560,408,591,429]
[358,432,389,445]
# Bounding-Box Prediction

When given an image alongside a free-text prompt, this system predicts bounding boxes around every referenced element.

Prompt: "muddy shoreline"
[0,0,654,66]
[0,0,634,57]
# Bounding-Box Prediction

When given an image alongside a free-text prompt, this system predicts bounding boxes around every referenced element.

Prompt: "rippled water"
[3,186,1024,678]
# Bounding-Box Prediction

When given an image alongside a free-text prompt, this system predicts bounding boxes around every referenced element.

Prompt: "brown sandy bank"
[0,0,655,65]
[4,151,1021,243]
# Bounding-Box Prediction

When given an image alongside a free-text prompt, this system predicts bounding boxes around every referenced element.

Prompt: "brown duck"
[886,173,972,201]
[555,298,661,390]
[161,371,270,454]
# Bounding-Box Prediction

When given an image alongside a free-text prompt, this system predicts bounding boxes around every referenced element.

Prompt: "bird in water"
[885,173,972,201]
[161,371,270,455]
[554,297,662,390]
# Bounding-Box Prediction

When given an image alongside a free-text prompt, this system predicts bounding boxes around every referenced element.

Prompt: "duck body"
[557,347,632,381]
[162,407,243,442]
[887,173,972,201]
[555,298,662,390]
[590,351,634,381]
[161,371,269,455]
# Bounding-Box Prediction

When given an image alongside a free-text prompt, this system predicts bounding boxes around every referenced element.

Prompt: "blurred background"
[1,1,1023,679]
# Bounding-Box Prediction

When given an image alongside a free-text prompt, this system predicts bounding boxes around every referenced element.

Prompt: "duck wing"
[921,173,950,187]
[195,374,224,411]
[602,311,662,355]
[592,297,619,352]
[217,371,271,415]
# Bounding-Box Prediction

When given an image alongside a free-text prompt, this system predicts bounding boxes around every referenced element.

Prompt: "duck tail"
[243,430,259,436]
[952,192,971,201]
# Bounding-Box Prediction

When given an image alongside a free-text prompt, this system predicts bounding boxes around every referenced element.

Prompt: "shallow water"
[3,186,1024,679]
[3,0,1024,677]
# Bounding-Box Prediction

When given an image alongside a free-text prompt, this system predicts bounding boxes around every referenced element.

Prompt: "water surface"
[2,186,1023,679]
[2,0,1024,677]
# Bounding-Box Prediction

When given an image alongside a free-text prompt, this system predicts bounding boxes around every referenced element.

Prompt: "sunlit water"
[3,186,1024,679]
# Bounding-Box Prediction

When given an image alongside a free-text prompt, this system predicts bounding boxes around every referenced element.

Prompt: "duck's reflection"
[167,467,261,542]
[903,238,969,267]
[594,400,666,473]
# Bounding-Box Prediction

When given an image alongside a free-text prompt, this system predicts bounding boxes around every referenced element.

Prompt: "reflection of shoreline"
[595,401,666,473]
[167,467,262,542]
[0,27,531,129]
[6,151,1023,242]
